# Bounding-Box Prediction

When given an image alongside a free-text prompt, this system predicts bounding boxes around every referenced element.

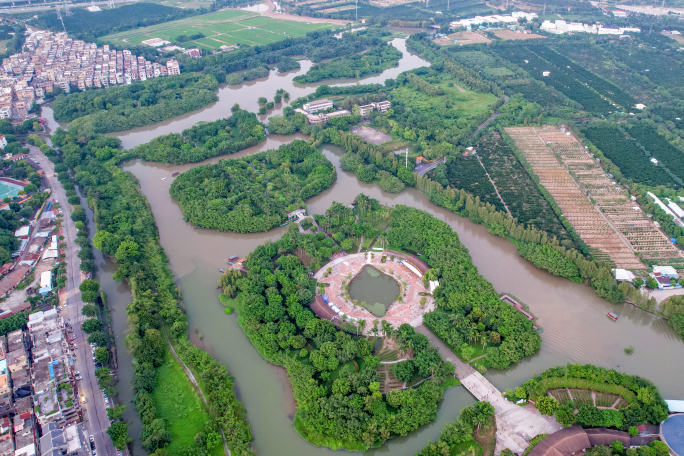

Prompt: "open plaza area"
[313,251,435,330]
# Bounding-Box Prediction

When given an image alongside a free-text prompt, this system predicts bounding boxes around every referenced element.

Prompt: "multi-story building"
[39,423,89,456]
[0,30,182,122]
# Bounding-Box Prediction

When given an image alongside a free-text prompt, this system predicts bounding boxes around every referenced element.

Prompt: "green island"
[129,107,264,164]
[51,73,219,136]
[48,129,255,456]
[293,41,403,83]
[169,139,336,233]
[223,195,543,451]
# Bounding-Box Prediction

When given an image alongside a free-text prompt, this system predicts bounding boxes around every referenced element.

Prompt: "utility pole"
[405,149,408,168]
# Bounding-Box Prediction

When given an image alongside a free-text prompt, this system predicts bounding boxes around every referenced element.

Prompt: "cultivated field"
[433,31,491,46]
[506,126,683,269]
[102,9,334,50]
[493,29,545,41]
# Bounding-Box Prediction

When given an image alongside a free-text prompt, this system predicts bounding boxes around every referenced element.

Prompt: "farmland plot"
[477,135,567,239]
[506,127,683,269]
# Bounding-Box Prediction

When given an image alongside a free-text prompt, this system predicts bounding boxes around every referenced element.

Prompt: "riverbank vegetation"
[129,107,264,164]
[51,73,218,136]
[231,201,458,450]
[520,364,669,429]
[417,402,494,456]
[169,140,336,232]
[49,128,255,455]
[293,41,402,83]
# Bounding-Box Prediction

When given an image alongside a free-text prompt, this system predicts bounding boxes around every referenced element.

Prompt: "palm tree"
[358,319,366,337]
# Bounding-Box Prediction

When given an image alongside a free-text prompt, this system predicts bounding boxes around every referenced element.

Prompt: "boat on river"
[607,312,618,321]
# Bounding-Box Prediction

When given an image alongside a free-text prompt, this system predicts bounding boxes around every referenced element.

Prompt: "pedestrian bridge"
[416,325,560,456]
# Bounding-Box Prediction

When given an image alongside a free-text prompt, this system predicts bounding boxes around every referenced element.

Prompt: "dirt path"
[476,155,512,216]
[166,338,232,456]
[261,0,350,25]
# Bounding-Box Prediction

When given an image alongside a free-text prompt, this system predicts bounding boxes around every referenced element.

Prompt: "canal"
[44,37,684,456]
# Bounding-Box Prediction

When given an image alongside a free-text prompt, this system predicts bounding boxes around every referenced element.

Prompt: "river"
[43,37,684,456]
[41,37,429,150]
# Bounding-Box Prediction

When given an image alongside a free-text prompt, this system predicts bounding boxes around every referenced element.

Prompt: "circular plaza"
[312,250,436,331]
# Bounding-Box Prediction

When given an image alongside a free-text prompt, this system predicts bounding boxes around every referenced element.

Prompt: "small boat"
[172,171,179,176]
[161,177,166,181]
[607,312,618,321]
[219,268,226,273]
[228,255,239,261]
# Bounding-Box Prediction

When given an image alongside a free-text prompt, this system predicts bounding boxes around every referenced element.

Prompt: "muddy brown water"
[42,38,684,456]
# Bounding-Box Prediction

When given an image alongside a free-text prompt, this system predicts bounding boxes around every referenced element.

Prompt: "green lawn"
[153,349,221,455]
[102,9,333,49]
[391,83,496,119]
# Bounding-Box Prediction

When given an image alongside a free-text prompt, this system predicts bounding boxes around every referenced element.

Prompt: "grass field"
[391,82,497,118]
[153,349,221,456]
[102,9,334,49]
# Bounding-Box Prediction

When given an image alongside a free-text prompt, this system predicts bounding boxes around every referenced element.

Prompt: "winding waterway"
[43,37,684,456]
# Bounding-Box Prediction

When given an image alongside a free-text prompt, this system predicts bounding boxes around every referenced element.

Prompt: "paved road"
[413,156,446,176]
[470,95,509,139]
[0,0,134,13]
[27,145,117,456]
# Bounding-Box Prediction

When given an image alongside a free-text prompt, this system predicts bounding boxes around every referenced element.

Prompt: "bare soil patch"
[493,29,546,40]
[434,31,491,46]
[351,126,394,145]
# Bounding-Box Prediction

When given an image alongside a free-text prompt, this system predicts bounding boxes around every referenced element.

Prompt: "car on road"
[89,436,94,443]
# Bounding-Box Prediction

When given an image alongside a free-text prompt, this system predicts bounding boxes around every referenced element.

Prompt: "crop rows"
[609,47,684,87]
[477,135,567,238]
[534,46,637,109]
[582,124,676,187]
[444,154,506,211]
[506,126,683,268]
[628,125,684,182]
[494,47,615,115]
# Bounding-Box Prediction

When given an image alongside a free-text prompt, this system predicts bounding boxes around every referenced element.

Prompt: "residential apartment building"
[0,30,181,122]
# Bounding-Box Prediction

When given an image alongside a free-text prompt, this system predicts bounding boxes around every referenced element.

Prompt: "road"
[470,95,509,139]
[27,145,118,456]
[0,0,135,13]
[413,156,446,176]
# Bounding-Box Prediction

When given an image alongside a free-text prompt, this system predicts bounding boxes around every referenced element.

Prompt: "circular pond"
[349,265,400,317]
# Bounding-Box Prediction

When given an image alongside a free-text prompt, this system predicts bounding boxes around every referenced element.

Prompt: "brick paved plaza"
[313,252,436,331]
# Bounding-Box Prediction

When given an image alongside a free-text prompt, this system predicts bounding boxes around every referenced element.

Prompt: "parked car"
[89,436,94,443]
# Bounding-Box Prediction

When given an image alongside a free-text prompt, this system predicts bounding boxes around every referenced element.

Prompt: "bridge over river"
[416,325,561,456]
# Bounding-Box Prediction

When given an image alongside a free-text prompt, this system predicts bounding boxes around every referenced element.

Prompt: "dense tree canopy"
[52,73,218,136]
[235,211,456,450]
[169,140,336,232]
[387,205,542,369]
[131,109,264,164]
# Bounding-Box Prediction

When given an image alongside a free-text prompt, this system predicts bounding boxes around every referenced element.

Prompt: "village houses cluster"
[0,310,88,456]
[0,30,181,122]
